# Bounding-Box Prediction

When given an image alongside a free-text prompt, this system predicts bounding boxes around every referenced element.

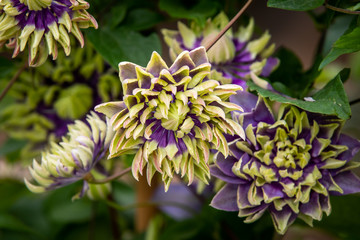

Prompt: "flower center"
[158,99,190,131]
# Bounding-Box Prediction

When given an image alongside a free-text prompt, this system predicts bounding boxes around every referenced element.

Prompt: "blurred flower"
[210,91,360,234]
[162,13,278,88]
[0,0,97,66]
[0,44,120,161]
[25,112,114,198]
[96,47,245,191]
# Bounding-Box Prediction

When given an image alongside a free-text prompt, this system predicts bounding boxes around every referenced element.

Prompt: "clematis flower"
[96,47,245,191]
[210,91,360,234]
[25,112,114,198]
[0,44,120,161]
[0,0,97,66]
[162,13,278,88]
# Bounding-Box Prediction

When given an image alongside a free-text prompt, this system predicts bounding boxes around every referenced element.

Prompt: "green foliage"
[267,0,324,11]
[248,70,351,119]
[54,84,93,120]
[320,17,360,69]
[86,27,162,69]
[159,0,222,26]
[0,138,27,162]
[268,48,320,98]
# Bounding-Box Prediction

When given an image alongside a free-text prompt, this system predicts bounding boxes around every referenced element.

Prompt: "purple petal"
[237,183,252,208]
[262,183,285,202]
[229,91,257,113]
[331,171,360,195]
[299,192,322,220]
[210,165,247,184]
[210,184,239,211]
[261,57,279,77]
[336,134,360,161]
[215,153,238,178]
[152,183,200,220]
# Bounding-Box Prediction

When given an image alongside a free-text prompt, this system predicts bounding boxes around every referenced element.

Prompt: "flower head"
[24,112,114,198]
[210,91,360,234]
[162,13,278,88]
[0,44,120,161]
[0,0,97,66]
[96,47,245,191]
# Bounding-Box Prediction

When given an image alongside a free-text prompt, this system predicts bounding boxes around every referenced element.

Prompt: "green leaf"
[314,195,360,240]
[320,25,360,69]
[0,213,37,234]
[86,27,162,69]
[267,0,324,11]
[0,56,16,78]
[123,8,164,31]
[248,71,351,119]
[0,138,27,162]
[54,84,93,120]
[159,0,221,26]
[268,48,320,98]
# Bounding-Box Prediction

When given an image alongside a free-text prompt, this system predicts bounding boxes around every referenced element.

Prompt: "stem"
[108,195,121,240]
[0,63,27,102]
[204,0,253,52]
[135,174,158,232]
[324,2,360,15]
[350,98,360,105]
[87,167,131,184]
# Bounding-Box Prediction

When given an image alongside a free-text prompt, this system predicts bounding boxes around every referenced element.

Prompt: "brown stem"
[0,63,27,102]
[324,2,360,15]
[350,98,360,105]
[204,0,253,52]
[135,174,158,233]
[87,167,131,184]
[108,195,121,240]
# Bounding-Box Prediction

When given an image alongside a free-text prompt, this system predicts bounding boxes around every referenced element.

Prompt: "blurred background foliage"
[1,0,360,239]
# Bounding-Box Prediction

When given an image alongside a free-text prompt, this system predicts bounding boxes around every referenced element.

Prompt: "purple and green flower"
[96,47,245,191]
[0,0,97,66]
[162,12,278,88]
[210,91,360,234]
[25,112,114,199]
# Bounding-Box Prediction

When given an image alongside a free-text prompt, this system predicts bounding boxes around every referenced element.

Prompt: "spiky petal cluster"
[210,91,360,234]
[162,13,278,87]
[25,112,114,198]
[0,0,97,66]
[96,47,245,191]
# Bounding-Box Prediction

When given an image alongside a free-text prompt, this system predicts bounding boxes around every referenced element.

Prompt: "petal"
[210,184,239,211]
[210,165,246,184]
[331,171,360,195]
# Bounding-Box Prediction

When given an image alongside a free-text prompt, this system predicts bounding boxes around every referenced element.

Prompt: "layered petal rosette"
[210,91,360,234]
[0,0,97,66]
[96,47,245,191]
[25,112,115,198]
[162,13,278,87]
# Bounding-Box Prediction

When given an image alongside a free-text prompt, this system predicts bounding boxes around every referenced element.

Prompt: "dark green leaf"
[320,26,360,69]
[123,8,164,31]
[268,48,320,98]
[0,56,16,78]
[314,195,360,240]
[86,27,162,69]
[248,71,351,119]
[322,16,353,55]
[0,213,37,234]
[267,0,324,11]
[159,0,221,26]
[110,4,127,28]
[0,138,27,161]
